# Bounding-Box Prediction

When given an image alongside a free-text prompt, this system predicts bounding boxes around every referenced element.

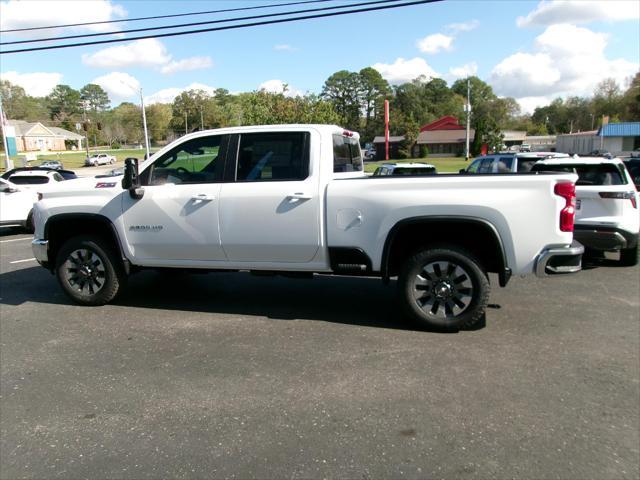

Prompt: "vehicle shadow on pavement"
[0,267,462,332]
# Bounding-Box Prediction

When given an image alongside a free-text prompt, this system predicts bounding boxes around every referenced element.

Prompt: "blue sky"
[1,0,638,112]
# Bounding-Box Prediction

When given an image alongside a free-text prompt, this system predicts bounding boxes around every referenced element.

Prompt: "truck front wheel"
[398,246,490,331]
[55,235,125,305]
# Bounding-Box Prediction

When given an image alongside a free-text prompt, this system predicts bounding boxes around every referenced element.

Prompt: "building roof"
[557,130,598,137]
[419,116,465,132]
[48,126,84,140]
[598,122,640,137]
[7,120,82,140]
[417,128,475,144]
[373,135,405,143]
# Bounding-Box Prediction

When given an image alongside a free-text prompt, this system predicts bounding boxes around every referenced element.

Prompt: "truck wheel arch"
[44,213,130,274]
[381,216,511,287]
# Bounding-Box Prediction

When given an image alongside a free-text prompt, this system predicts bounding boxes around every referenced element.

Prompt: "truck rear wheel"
[55,235,125,306]
[398,246,490,331]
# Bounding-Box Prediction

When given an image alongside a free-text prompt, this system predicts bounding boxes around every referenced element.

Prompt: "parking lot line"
[0,237,32,243]
[9,258,36,264]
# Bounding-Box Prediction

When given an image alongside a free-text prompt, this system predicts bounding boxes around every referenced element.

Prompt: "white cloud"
[372,57,439,85]
[144,83,217,104]
[258,79,304,97]
[91,72,140,103]
[516,96,555,114]
[0,71,62,97]
[160,57,213,75]
[517,0,639,27]
[0,0,126,35]
[490,23,638,113]
[416,33,454,54]
[491,53,561,97]
[274,44,298,52]
[448,62,478,80]
[82,39,171,69]
[535,23,607,56]
[445,20,479,33]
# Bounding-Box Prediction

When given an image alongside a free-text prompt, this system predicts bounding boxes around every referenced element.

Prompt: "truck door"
[121,134,229,262]
[218,131,320,263]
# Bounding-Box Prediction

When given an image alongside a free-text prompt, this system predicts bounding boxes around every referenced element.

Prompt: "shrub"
[419,145,429,157]
[111,143,121,150]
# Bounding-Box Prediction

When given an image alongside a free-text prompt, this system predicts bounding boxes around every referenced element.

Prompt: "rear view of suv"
[532,157,639,265]
[461,152,569,174]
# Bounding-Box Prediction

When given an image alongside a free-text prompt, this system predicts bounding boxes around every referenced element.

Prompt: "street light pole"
[465,78,471,161]
[185,111,188,135]
[200,106,204,131]
[139,88,150,159]
[81,101,90,159]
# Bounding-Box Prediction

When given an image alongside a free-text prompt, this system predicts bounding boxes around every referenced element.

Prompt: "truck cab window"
[148,135,224,185]
[235,132,309,182]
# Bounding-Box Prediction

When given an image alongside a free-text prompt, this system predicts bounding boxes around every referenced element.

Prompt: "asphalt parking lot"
[0,228,638,479]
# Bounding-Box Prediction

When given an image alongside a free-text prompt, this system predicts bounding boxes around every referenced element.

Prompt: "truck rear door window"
[235,132,309,182]
[9,175,49,185]
[333,135,363,173]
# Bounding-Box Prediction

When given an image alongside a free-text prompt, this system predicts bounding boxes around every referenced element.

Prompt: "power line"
[0,0,332,33]
[0,0,440,55]
[1,0,404,46]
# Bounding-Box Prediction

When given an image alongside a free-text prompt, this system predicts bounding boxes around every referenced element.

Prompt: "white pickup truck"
[32,125,583,330]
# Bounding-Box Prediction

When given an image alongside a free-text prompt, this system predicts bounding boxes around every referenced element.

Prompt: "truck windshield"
[333,135,363,173]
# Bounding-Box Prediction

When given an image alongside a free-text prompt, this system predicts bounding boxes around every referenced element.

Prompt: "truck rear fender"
[44,213,129,274]
[381,217,510,286]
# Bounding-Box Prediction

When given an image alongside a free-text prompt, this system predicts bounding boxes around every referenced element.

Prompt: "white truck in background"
[32,124,583,331]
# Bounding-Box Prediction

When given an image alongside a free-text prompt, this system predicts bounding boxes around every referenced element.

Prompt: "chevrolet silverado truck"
[32,125,583,330]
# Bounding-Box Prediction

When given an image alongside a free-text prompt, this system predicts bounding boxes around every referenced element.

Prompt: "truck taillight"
[599,191,637,209]
[554,182,575,232]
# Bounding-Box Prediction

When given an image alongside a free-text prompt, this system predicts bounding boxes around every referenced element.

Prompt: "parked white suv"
[532,157,639,265]
[0,178,38,232]
[85,153,116,166]
[373,162,437,176]
[6,170,66,188]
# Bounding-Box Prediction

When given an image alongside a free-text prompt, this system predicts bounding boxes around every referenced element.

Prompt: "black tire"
[55,235,126,305]
[620,244,638,266]
[24,210,34,234]
[398,245,490,331]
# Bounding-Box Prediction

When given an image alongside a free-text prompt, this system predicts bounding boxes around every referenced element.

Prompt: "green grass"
[364,157,470,173]
[1,148,157,171]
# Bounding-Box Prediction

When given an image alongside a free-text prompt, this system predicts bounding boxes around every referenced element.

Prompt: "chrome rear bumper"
[535,241,584,277]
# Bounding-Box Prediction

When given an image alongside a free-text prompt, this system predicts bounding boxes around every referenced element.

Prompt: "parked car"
[373,162,437,176]
[621,157,640,190]
[85,153,116,166]
[0,178,38,232]
[460,152,570,174]
[1,166,77,181]
[40,160,64,170]
[532,157,639,265]
[32,124,583,331]
[588,149,613,159]
[6,169,67,188]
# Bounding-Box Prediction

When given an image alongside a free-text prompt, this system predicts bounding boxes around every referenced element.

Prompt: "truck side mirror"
[122,157,144,199]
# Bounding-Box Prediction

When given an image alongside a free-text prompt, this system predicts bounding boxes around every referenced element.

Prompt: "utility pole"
[0,93,14,170]
[200,106,204,131]
[185,111,188,135]
[384,99,389,161]
[81,101,90,159]
[140,88,150,159]
[464,78,471,161]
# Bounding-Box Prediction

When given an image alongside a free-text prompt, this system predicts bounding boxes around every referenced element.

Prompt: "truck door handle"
[286,192,312,201]
[191,193,215,202]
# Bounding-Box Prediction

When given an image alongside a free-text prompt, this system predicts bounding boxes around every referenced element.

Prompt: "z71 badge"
[129,225,163,232]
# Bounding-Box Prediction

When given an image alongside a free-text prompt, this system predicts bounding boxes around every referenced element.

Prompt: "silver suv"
[461,152,569,174]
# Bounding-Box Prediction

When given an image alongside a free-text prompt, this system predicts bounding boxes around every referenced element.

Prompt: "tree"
[47,84,81,130]
[452,77,505,155]
[358,67,390,140]
[321,70,362,131]
[80,84,110,112]
[621,72,640,121]
[170,89,211,133]
[111,102,143,144]
[145,103,172,143]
